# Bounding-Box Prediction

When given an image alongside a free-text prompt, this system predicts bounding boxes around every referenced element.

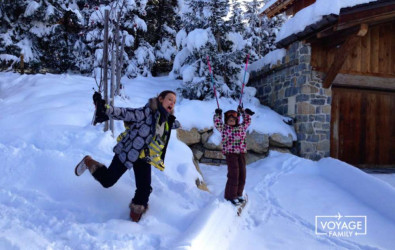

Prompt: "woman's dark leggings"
[92,154,152,206]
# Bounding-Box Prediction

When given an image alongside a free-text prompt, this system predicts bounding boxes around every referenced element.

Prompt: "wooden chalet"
[256,0,395,168]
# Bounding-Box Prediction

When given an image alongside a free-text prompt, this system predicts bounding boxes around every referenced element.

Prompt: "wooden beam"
[323,24,369,88]
[336,2,395,31]
[315,24,367,46]
[357,23,369,36]
[316,26,336,39]
[313,25,360,49]
[262,0,295,18]
[333,73,395,91]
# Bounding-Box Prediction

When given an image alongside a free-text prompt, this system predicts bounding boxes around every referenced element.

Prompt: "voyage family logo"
[315,212,367,237]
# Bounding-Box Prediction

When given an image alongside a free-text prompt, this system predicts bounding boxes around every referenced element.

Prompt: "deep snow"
[0,72,395,250]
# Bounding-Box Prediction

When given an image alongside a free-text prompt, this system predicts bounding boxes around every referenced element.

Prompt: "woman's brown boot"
[74,155,104,176]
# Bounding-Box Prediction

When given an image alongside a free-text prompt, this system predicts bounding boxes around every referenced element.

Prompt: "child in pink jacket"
[213,106,254,205]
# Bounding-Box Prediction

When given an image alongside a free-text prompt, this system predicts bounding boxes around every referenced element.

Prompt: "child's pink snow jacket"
[213,111,251,155]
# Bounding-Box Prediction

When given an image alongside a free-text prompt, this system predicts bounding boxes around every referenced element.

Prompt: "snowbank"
[1,72,394,249]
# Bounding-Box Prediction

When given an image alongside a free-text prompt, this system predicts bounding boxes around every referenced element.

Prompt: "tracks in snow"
[244,155,378,250]
[175,154,379,250]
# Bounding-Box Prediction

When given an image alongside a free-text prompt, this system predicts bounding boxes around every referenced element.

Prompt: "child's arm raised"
[213,108,223,132]
[239,106,253,129]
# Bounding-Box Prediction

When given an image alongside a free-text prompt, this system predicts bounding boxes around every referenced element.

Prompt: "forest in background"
[0,0,286,99]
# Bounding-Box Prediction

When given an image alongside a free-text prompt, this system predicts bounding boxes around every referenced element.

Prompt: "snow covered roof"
[274,0,382,47]
[275,14,338,48]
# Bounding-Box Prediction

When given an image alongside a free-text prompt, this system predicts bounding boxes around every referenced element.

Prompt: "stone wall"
[177,128,294,165]
[249,41,331,160]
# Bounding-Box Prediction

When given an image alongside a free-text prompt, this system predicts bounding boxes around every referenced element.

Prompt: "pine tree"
[0,1,31,70]
[0,1,49,72]
[182,0,209,33]
[207,0,246,98]
[0,0,167,77]
[260,13,287,56]
[145,0,179,75]
[209,0,229,52]
[42,1,83,72]
[171,0,211,100]
[0,0,84,73]
[173,0,248,101]
[243,0,263,60]
[228,0,244,33]
[77,0,151,77]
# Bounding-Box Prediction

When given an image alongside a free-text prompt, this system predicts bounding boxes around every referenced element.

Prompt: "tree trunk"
[117,36,126,95]
[110,45,115,136]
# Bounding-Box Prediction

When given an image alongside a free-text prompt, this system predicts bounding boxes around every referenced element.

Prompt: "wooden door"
[331,86,395,168]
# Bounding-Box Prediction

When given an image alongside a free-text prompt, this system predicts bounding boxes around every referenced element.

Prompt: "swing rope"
[206,56,220,109]
[238,54,250,107]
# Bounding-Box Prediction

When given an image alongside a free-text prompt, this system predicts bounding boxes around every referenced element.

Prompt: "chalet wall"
[311,21,395,77]
[250,41,331,160]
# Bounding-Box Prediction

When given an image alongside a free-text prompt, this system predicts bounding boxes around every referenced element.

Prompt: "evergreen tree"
[243,0,263,60]
[207,0,246,98]
[0,1,31,70]
[171,0,212,100]
[145,0,180,75]
[42,1,83,72]
[0,0,153,76]
[172,0,248,101]
[182,0,209,33]
[0,0,84,73]
[208,0,229,52]
[0,0,272,93]
[260,13,287,56]
[228,0,244,33]
[77,0,151,77]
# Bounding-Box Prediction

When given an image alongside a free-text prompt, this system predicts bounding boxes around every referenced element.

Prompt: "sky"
[0,72,395,249]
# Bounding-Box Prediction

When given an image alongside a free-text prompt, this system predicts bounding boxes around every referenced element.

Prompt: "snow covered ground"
[0,72,395,250]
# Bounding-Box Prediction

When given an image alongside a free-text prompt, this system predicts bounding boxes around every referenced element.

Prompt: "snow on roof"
[275,0,379,43]
[248,49,286,73]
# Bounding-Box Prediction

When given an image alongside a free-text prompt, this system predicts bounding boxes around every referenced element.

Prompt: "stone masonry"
[249,41,331,160]
[177,128,293,165]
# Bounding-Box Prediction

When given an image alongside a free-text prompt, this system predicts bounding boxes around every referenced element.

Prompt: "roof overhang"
[275,0,395,48]
[275,14,338,48]
[260,0,295,18]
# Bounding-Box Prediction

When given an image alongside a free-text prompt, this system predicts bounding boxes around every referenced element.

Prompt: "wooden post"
[117,35,125,95]
[115,0,126,96]
[20,54,24,74]
[115,26,120,95]
[103,9,109,132]
[114,20,121,96]
[110,45,116,136]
